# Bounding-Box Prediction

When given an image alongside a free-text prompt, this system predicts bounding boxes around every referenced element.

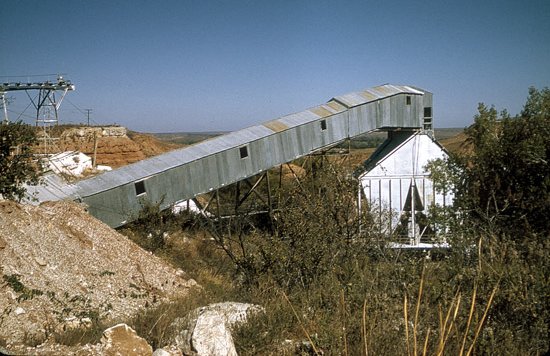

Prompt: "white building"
[47,151,111,177]
[358,130,453,245]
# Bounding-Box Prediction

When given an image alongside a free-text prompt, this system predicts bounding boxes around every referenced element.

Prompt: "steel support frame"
[191,143,353,233]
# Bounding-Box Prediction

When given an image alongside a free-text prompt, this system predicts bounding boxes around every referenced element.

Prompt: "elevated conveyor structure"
[28,84,433,227]
[1,75,75,153]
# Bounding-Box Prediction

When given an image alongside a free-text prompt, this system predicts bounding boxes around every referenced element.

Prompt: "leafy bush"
[0,121,43,200]
[122,89,549,354]
[426,87,550,353]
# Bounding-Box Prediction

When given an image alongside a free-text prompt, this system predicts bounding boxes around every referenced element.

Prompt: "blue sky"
[2,0,549,132]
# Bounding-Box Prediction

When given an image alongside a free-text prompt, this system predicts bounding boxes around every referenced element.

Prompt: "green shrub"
[121,89,550,354]
[0,121,43,201]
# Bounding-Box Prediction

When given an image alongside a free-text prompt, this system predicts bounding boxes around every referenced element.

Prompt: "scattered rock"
[35,256,47,266]
[153,345,183,356]
[0,201,198,346]
[174,302,263,356]
[101,323,153,356]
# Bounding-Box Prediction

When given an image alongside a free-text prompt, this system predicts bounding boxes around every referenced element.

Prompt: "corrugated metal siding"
[362,176,442,234]
[359,132,453,236]
[23,174,80,203]
[30,84,432,227]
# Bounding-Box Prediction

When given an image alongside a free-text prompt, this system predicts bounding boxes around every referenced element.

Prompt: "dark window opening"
[135,180,146,196]
[406,96,411,105]
[423,117,433,130]
[239,146,249,159]
[320,119,327,131]
[424,107,432,117]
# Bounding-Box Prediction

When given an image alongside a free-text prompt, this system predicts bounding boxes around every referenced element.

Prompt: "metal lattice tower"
[0,74,75,153]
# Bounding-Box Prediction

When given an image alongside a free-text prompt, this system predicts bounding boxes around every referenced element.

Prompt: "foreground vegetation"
[0,120,42,200]
[119,88,549,355]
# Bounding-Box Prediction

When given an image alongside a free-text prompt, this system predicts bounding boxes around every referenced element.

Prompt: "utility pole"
[85,109,92,126]
[93,131,98,168]
[1,93,8,124]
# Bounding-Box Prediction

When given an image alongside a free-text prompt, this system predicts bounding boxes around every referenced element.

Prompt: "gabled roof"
[332,85,425,108]
[356,130,448,178]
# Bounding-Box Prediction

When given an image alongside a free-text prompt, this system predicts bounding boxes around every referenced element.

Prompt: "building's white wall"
[360,134,453,235]
[48,151,93,176]
[47,151,111,176]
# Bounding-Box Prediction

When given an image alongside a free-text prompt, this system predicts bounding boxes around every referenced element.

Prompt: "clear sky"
[2,0,549,132]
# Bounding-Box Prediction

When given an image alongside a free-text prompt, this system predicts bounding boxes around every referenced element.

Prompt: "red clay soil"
[53,126,181,168]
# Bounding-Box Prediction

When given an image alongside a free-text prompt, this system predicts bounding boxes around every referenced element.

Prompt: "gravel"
[0,200,198,348]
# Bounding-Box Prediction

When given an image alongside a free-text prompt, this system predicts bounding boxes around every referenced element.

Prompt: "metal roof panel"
[278,110,319,126]
[30,84,430,202]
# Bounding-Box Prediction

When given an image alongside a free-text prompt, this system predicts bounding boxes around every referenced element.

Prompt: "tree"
[0,121,43,201]
[428,87,550,352]
[430,87,550,237]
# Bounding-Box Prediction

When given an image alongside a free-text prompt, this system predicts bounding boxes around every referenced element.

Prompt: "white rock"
[35,256,47,266]
[153,346,182,356]
[174,302,263,356]
[14,307,26,315]
[193,312,236,356]
[101,323,152,355]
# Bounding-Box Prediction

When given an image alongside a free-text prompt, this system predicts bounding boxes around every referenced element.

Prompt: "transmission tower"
[0,74,75,154]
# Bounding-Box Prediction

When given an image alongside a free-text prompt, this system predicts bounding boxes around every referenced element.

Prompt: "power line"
[7,108,35,121]
[65,98,101,126]
[65,97,86,115]
[0,73,67,79]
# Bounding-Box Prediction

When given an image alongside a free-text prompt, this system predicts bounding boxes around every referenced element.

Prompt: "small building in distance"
[357,130,453,246]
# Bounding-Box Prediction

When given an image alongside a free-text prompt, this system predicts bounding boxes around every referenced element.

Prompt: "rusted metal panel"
[326,100,347,112]
[278,110,318,127]
[263,120,288,132]
[309,105,334,118]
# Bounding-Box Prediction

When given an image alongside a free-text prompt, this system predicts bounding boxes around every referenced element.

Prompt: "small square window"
[406,96,411,105]
[239,146,249,159]
[135,180,146,196]
[320,119,327,131]
[424,107,432,117]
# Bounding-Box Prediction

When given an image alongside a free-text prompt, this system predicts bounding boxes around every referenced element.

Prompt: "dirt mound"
[127,130,180,157]
[280,163,306,179]
[56,126,181,168]
[0,200,197,347]
[439,132,471,155]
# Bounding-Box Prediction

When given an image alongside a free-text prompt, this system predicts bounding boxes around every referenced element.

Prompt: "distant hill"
[438,131,470,154]
[433,127,466,140]
[149,129,468,168]
[151,128,464,148]
[151,132,226,146]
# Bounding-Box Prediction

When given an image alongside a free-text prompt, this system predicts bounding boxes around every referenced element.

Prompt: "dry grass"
[118,155,548,355]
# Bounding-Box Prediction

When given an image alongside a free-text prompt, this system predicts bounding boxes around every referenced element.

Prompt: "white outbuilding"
[357,130,453,245]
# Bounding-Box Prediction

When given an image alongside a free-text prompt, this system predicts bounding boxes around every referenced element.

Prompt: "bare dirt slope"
[438,131,470,154]
[0,200,197,347]
[55,126,181,168]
